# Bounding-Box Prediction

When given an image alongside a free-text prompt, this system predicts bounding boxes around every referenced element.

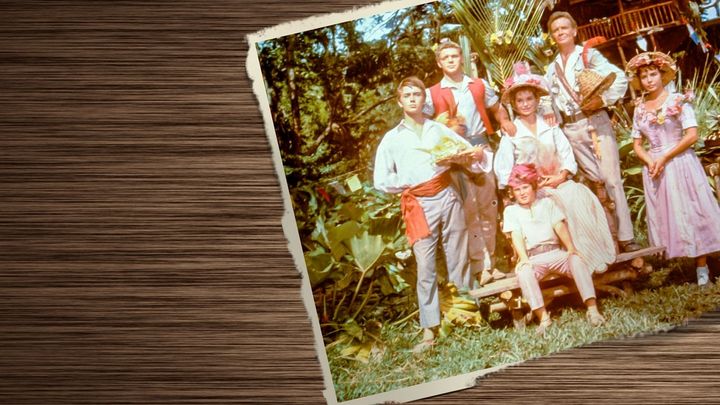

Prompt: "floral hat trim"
[501,61,550,105]
[625,51,677,89]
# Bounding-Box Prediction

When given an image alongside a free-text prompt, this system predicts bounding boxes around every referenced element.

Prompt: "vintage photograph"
[247,0,720,403]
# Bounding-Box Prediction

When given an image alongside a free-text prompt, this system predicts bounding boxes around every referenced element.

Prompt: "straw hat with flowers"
[501,61,550,105]
[625,51,677,90]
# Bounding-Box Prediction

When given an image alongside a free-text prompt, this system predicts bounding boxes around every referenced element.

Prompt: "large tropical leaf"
[327,220,362,260]
[348,231,385,273]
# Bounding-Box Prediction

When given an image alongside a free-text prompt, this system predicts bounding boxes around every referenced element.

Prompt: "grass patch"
[327,266,720,402]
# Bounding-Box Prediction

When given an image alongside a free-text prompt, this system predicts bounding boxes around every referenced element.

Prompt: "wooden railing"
[577,1,682,42]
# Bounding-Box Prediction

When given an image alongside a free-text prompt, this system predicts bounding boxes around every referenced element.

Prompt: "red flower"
[316,187,331,203]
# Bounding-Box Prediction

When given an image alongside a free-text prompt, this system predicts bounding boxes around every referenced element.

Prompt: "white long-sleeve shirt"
[494,116,577,189]
[545,45,628,116]
[373,118,493,194]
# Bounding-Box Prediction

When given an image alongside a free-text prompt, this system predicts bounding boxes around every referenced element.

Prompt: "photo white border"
[245,0,517,403]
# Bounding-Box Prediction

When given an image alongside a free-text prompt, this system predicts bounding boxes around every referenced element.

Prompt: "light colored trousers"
[516,249,596,311]
[452,171,498,275]
[561,111,634,241]
[413,187,471,328]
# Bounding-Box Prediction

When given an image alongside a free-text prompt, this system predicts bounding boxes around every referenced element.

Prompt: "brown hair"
[547,11,577,32]
[396,76,426,100]
[509,87,541,110]
[434,39,462,61]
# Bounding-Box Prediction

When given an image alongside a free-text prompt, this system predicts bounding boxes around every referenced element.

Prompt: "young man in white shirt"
[374,76,492,351]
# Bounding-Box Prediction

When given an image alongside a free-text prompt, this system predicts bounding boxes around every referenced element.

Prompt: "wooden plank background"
[1,0,719,403]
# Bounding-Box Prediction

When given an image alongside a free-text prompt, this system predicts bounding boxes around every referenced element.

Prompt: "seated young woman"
[494,61,615,273]
[502,164,606,334]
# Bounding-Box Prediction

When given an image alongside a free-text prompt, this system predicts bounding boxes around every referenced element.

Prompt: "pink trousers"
[516,249,596,311]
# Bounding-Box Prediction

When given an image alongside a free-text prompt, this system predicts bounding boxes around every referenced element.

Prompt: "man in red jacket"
[425,39,515,285]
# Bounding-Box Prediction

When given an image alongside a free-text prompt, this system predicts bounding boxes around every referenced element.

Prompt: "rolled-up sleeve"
[494,135,515,189]
[373,135,405,194]
[590,49,628,106]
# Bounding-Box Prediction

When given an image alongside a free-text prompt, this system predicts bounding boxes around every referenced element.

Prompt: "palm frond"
[453,0,547,88]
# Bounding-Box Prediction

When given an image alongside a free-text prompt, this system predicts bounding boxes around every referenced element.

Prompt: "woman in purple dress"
[627,52,720,286]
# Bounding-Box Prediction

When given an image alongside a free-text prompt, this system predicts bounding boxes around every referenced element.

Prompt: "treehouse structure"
[550,0,720,72]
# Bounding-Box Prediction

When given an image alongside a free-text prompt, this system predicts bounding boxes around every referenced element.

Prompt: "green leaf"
[618,138,635,158]
[304,249,334,287]
[336,268,356,290]
[338,202,364,222]
[378,273,395,296]
[368,216,402,240]
[327,220,362,260]
[340,344,361,357]
[623,165,643,176]
[386,263,410,293]
[355,341,372,363]
[342,318,364,340]
[348,231,385,273]
[439,318,454,338]
[310,216,330,249]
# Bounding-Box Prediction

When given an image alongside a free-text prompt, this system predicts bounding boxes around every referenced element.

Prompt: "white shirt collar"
[554,45,583,70]
[397,117,431,131]
[440,74,473,89]
[513,115,552,137]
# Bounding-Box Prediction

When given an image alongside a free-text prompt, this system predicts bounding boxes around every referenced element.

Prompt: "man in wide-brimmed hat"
[544,11,641,253]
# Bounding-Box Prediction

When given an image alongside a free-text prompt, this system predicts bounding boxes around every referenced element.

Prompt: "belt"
[560,108,609,124]
[559,110,587,124]
[527,243,561,258]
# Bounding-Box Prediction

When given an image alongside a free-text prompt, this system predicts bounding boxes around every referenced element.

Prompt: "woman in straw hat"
[627,51,720,286]
[502,163,605,334]
[495,62,615,274]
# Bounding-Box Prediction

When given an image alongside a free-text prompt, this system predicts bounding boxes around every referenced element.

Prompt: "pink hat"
[507,163,539,188]
[501,61,550,105]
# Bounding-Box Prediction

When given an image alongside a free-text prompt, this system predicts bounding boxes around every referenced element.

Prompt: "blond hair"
[547,11,577,31]
[434,39,462,61]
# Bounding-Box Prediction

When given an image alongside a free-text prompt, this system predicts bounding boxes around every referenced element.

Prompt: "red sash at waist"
[400,170,452,246]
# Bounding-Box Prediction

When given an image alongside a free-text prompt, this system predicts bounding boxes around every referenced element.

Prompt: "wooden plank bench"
[468,246,665,328]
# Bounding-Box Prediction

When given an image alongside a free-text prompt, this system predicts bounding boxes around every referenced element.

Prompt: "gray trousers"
[452,171,497,276]
[561,111,634,241]
[413,187,471,329]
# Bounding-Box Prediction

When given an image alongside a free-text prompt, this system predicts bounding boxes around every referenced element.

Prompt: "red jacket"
[428,79,495,135]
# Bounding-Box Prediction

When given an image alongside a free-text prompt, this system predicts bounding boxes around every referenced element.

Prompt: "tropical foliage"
[453,0,550,87]
[255,1,720,399]
[257,1,477,361]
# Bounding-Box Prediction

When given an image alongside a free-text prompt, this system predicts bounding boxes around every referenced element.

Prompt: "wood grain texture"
[0,1,718,403]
